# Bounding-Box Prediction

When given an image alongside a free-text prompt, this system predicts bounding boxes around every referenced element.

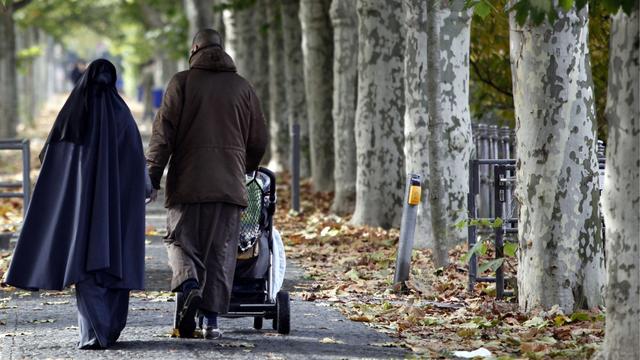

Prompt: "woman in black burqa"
[3,59,148,349]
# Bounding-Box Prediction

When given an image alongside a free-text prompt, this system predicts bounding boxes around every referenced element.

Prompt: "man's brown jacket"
[146,46,267,208]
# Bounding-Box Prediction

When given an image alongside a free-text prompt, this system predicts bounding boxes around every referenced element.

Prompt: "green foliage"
[464,0,497,19]
[504,242,518,257]
[469,0,514,125]
[478,258,504,273]
[15,0,188,64]
[506,0,637,26]
[16,45,42,74]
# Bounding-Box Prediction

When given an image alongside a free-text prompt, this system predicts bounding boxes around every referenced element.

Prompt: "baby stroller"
[172,167,291,335]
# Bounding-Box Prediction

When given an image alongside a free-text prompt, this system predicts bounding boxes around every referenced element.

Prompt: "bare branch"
[470,58,513,98]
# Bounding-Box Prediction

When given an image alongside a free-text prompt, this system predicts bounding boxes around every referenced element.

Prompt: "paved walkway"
[0,188,408,359]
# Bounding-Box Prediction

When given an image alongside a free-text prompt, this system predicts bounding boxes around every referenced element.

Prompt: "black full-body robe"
[4,59,146,349]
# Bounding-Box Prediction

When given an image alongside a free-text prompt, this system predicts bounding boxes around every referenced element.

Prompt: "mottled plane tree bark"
[510,4,604,313]
[300,0,334,192]
[601,5,639,360]
[402,0,431,248]
[267,0,289,171]
[329,0,357,214]
[281,0,310,177]
[351,0,405,228]
[435,1,474,250]
[426,0,449,265]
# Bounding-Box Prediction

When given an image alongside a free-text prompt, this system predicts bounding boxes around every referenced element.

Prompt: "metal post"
[494,165,506,299]
[393,174,421,284]
[291,123,300,212]
[488,125,499,219]
[22,139,31,214]
[467,160,479,293]
[478,124,490,218]
[500,127,513,223]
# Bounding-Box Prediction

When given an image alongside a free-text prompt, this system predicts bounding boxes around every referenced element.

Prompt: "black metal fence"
[0,139,31,215]
[467,124,606,299]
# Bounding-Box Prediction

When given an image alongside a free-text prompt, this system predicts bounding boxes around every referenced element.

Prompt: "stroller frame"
[173,167,290,336]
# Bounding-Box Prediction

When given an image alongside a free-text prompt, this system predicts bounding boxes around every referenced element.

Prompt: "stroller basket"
[239,172,271,252]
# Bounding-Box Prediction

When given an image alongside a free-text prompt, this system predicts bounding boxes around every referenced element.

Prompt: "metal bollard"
[291,123,301,212]
[393,174,422,284]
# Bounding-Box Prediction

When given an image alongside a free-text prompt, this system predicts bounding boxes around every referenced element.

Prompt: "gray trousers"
[76,276,129,349]
[165,202,241,313]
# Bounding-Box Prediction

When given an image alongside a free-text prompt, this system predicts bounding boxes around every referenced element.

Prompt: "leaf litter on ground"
[275,174,605,358]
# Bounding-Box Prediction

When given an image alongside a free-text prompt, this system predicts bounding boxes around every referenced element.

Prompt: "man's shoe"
[202,326,223,340]
[177,288,202,338]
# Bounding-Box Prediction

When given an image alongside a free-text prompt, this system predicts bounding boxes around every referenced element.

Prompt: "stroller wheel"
[276,291,290,335]
[272,317,277,330]
[253,316,263,330]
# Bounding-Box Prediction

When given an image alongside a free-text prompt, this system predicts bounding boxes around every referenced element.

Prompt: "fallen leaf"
[42,301,70,305]
[319,337,343,344]
[349,315,372,322]
[218,341,255,348]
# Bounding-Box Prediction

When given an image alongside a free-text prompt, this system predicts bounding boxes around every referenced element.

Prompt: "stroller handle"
[257,167,277,205]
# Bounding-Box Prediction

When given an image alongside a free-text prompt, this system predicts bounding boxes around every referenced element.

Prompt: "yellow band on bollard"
[408,185,421,205]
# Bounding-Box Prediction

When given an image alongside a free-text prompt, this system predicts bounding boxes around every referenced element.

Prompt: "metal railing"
[467,159,517,298]
[0,139,31,215]
[467,124,607,298]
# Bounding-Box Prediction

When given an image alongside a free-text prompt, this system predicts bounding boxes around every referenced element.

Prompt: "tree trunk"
[300,0,334,192]
[222,9,237,61]
[600,7,639,360]
[403,0,431,248]
[267,0,289,171]
[510,5,604,313]
[426,0,450,266]
[351,0,405,229]
[0,4,18,138]
[234,4,257,78]
[183,0,214,41]
[281,0,310,178]
[212,0,225,38]
[329,0,357,215]
[254,0,270,150]
[437,2,474,250]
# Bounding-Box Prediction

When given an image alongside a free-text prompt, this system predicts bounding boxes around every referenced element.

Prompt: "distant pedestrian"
[4,59,149,350]
[70,60,87,85]
[146,29,267,340]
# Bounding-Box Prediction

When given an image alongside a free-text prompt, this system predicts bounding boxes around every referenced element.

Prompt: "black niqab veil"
[40,59,118,162]
[6,59,146,291]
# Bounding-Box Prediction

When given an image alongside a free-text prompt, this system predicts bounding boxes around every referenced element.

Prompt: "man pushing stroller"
[146,29,268,339]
